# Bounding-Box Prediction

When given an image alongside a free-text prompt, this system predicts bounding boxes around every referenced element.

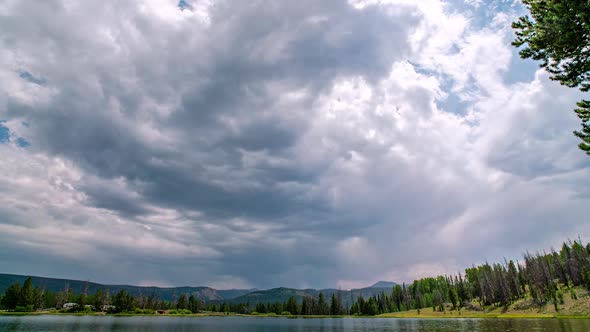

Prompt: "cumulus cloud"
[0,0,588,289]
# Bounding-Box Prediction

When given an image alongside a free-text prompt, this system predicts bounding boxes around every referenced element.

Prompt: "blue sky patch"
[0,122,30,147]
[18,70,46,85]
[0,124,9,143]
[16,137,30,148]
[504,48,540,84]
[437,89,470,115]
[178,0,193,11]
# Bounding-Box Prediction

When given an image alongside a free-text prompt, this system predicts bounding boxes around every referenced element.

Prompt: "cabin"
[63,303,78,309]
[101,305,116,312]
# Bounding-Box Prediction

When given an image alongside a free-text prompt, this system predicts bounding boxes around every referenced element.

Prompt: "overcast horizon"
[1,0,589,291]
[0,272,399,291]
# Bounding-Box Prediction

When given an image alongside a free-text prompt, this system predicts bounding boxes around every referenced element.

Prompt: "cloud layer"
[1,0,589,289]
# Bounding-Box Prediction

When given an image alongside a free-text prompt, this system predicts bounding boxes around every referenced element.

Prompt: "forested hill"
[0,273,255,302]
[0,273,397,306]
[223,284,397,307]
[369,281,397,288]
[3,240,590,316]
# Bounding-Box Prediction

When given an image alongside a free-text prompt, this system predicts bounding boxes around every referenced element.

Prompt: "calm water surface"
[1,316,589,332]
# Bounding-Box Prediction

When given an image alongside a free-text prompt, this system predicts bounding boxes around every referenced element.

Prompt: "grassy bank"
[378,307,557,319]
[379,308,590,319]
[379,287,590,319]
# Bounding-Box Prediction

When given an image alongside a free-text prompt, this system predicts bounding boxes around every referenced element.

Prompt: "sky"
[0,0,589,290]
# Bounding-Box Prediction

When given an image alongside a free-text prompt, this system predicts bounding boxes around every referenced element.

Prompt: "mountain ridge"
[0,273,398,306]
[224,285,397,307]
[369,281,397,288]
[0,273,256,302]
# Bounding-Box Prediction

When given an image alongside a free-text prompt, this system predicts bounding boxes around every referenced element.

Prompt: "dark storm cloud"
[0,0,589,289]
[2,0,417,224]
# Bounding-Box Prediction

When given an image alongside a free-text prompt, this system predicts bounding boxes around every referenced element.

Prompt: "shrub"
[168,309,192,315]
[13,305,34,312]
[281,311,292,316]
[570,288,578,300]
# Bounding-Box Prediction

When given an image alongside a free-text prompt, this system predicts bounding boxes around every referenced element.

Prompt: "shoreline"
[1,311,589,319]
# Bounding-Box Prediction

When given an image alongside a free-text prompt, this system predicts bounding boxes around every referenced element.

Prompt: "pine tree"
[1,283,21,309]
[20,277,35,308]
[300,298,308,315]
[512,0,590,155]
[317,292,328,315]
[94,290,105,310]
[188,295,199,313]
[284,296,298,315]
[177,294,187,310]
[255,302,267,314]
[330,293,339,315]
[113,289,135,313]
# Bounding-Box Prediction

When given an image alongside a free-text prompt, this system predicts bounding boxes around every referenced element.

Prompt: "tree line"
[2,239,589,315]
[230,238,590,316]
[346,239,590,315]
[246,292,345,315]
[0,278,203,314]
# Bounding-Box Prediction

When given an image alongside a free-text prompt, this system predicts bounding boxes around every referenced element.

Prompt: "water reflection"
[0,316,589,332]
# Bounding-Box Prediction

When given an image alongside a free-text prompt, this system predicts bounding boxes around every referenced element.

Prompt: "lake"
[1,316,589,332]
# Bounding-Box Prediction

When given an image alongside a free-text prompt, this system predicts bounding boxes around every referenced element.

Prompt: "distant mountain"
[0,273,397,307]
[368,281,397,288]
[0,273,255,302]
[217,288,258,300]
[226,285,396,307]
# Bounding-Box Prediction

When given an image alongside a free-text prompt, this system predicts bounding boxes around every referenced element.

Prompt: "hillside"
[0,273,254,302]
[379,286,590,318]
[226,285,396,307]
[0,273,397,307]
[0,273,398,308]
[369,281,397,288]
